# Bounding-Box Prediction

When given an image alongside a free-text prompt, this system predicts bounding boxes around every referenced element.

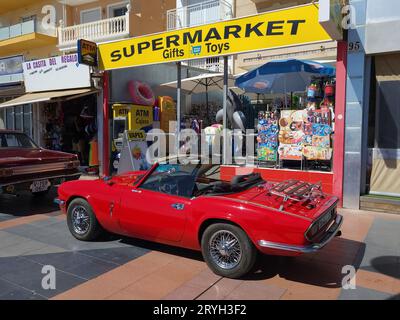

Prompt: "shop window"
[3,105,33,138]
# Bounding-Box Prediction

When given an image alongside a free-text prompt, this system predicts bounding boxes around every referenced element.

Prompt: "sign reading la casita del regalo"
[99,4,332,70]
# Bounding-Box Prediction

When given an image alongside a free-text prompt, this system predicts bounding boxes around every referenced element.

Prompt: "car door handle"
[132,189,142,193]
[171,203,185,210]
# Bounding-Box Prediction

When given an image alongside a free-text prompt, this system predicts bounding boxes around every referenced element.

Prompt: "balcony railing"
[0,19,56,41]
[58,10,130,50]
[167,0,233,31]
[187,57,225,73]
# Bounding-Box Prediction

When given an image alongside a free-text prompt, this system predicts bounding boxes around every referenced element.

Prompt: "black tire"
[201,223,257,279]
[67,198,103,241]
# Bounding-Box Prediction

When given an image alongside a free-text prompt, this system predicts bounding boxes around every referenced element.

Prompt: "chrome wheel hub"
[209,230,242,270]
[71,206,90,235]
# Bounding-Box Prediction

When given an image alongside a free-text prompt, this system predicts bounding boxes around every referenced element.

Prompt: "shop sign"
[78,39,98,67]
[99,4,332,70]
[127,130,146,141]
[131,105,153,131]
[23,54,91,92]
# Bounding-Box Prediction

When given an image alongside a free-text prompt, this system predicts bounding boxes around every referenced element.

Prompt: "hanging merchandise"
[324,81,335,98]
[278,109,306,161]
[128,80,156,106]
[307,82,318,101]
[257,111,279,162]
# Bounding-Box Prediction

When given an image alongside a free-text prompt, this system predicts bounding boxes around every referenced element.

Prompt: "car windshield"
[139,162,262,198]
[0,133,38,149]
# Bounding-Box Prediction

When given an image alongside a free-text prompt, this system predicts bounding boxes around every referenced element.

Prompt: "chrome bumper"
[54,198,66,206]
[258,214,343,254]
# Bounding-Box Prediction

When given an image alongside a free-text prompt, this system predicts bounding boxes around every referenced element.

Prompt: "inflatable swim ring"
[128,80,155,106]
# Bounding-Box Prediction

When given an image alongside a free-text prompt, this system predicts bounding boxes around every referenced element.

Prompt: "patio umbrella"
[235,59,336,96]
[161,73,236,119]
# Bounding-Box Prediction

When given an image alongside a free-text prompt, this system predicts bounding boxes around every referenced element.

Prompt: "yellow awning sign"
[99,4,332,71]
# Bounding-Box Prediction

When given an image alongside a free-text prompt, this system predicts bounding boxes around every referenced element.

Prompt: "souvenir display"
[256,111,279,162]
[303,109,333,160]
[303,146,333,161]
[278,144,303,161]
[278,110,306,160]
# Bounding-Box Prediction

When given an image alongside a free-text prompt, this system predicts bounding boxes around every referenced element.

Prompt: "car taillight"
[305,207,336,241]
[65,160,80,169]
[0,168,13,177]
[307,224,319,238]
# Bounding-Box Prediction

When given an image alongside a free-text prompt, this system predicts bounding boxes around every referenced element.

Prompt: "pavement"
[0,188,399,300]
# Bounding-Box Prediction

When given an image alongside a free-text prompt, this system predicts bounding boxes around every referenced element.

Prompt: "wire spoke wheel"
[71,205,90,235]
[209,230,242,270]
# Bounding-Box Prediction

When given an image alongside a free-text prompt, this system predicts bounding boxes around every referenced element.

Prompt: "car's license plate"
[31,180,50,193]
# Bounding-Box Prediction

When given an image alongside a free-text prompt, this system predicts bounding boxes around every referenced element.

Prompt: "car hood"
[221,183,338,221]
[0,148,77,167]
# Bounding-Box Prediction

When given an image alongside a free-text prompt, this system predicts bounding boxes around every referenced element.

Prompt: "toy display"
[256,78,335,166]
[303,109,333,160]
[257,111,278,162]
[278,110,306,160]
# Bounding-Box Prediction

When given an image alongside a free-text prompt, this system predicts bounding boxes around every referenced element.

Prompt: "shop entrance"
[362,53,400,212]
[41,94,99,171]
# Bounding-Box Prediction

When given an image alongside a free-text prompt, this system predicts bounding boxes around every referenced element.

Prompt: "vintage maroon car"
[0,130,81,196]
[56,160,342,278]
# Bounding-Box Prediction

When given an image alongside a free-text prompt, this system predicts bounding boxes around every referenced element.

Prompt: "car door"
[118,181,192,243]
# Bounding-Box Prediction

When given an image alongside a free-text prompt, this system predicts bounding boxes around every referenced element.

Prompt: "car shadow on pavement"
[0,188,59,217]
[370,256,400,280]
[119,236,204,262]
[240,238,367,288]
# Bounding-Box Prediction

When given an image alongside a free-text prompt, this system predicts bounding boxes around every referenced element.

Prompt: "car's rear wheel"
[67,198,103,241]
[201,223,257,279]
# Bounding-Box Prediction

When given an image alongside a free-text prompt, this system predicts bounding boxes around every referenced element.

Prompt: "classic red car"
[56,159,342,278]
[0,130,81,196]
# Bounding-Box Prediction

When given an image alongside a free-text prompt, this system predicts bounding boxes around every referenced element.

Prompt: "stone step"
[360,195,400,215]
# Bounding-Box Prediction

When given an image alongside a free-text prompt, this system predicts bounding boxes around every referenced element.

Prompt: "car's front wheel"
[201,223,257,279]
[67,198,103,241]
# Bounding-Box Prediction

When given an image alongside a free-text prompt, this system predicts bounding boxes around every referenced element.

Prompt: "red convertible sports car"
[56,159,343,278]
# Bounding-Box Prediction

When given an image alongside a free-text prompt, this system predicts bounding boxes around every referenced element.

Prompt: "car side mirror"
[103,176,115,186]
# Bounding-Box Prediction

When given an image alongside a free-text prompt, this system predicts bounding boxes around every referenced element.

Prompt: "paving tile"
[0,278,45,300]
[355,269,400,295]
[280,284,341,300]
[0,256,86,299]
[0,239,49,258]
[225,282,286,300]
[21,245,67,256]
[338,210,374,242]
[338,286,394,300]
[23,251,121,280]
[364,218,400,251]
[197,278,243,300]
[358,243,399,270]
[79,246,149,265]
[0,214,50,230]
[0,231,32,250]
[163,283,206,300]
[112,258,206,300]
[52,251,174,300]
